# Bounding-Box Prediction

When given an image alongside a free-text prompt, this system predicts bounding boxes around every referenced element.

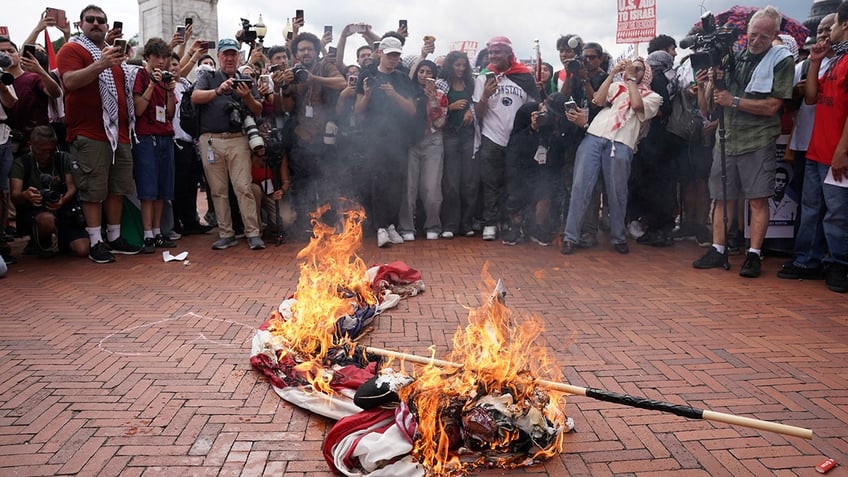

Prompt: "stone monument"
[803,0,841,36]
[137,0,219,49]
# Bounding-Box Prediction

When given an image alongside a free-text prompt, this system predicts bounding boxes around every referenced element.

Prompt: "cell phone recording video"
[185,17,193,26]
[399,19,408,30]
[23,44,37,59]
[113,39,127,54]
[564,100,578,112]
[485,72,496,82]
[113,21,123,30]
[295,9,304,21]
[347,75,358,87]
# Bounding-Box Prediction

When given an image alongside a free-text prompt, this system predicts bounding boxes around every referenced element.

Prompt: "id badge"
[262,179,274,194]
[155,105,167,123]
[305,105,314,118]
[534,145,548,165]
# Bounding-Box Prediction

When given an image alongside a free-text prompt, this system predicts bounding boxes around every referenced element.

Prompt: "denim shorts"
[133,135,175,200]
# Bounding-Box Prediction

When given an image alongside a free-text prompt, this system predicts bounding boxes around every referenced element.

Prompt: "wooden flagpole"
[364,346,813,440]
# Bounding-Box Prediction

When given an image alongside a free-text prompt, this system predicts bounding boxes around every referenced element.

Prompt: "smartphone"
[564,100,578,112]
[372,41,381,51]
[327,46,337,56]
[23,44,37,59]
[113,21,123,30]
[185,17,193,26]
[286,31,293,41]
[259,74,273,91]
[232,78,253,87]
[176,26,186,37]
[46,8,68,28]
[113,39,127,54]
[347,75,358,87]
[485,72,496,82]
[399,19,408,30]
[324,25,333,37]
[295,9,304,21]
[200,40,215,50]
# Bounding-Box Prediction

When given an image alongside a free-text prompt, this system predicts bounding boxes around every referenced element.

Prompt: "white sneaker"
[426,231,439,240]
[386,225,404,244]
[482,225,497,241]
[166,230,182,241]
[401,232,415,241]
[377,228,390,247]
[628,220,646,239]
[440,231,454,239]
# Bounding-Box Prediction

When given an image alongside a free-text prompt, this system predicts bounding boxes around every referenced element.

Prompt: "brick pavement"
[0,227,846,476]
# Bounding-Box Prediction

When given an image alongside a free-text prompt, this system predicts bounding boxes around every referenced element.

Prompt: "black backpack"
[178,82,200,138]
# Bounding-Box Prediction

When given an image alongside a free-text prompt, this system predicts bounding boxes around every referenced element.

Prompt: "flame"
[398,264,567,475]
[265,205,376,394]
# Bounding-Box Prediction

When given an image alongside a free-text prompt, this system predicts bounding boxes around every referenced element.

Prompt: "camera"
[39,173,62,204]
[161,71,173,84]
[679,11,739,85]
[566,57,584,74]
[239,18,257,44]
[224,102,264,152]
[0,51,12,85]
[290,64,309,83]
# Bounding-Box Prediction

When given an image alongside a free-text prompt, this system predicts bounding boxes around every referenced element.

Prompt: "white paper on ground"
[163,251,189,262]
[824,167,848,188]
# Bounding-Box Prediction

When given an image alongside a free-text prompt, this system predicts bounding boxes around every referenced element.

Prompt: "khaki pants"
[198,133,260,238]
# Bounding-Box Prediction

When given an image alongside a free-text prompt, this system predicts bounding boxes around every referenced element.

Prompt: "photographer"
[284,32,346,237]
[501,93,572,246]
[560,58,662,256]
[692,6,794,278]
[9,125,88,258]
[132,38,178,254]
[191,38,265,251]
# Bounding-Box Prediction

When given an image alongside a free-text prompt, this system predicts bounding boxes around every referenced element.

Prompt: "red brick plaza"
[1,230,846,476]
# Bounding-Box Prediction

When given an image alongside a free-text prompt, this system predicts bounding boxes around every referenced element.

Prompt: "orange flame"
[398,264,567,475]
[265,206,376,394]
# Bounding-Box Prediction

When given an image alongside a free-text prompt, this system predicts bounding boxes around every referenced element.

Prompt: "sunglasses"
[84,15,108,25]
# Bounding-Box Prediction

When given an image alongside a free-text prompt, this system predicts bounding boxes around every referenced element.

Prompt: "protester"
[56,5,143,263]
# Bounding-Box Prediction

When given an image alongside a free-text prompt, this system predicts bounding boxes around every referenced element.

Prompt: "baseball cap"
[217,39,239,52]
[379,37,403,55]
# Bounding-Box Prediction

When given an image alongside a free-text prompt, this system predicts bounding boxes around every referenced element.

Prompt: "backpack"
[178,82,200,138]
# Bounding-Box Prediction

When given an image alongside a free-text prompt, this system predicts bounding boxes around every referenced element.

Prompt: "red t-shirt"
[807,54,848,166]
[8,72,49,135]
[132,69,174,137]
[57,41,130,144]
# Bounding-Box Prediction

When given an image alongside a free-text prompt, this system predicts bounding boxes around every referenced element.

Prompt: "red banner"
[616,0,657,44]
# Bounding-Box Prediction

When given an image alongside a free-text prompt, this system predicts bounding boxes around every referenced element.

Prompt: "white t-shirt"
[172,79,192,142]
[586,81,662,149]
[789,56,835,152]
[473,73,532,147]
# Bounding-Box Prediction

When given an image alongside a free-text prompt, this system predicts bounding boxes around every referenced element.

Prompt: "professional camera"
[38,173,62,204]
[238,18,257,44]
[242,115,265,153]
[0,51,13,86]
[290,64,309,83]
[565,57,584,74]
[680,11,739,78]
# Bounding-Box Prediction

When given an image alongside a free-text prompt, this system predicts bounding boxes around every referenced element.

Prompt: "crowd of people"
[0,4,845,293]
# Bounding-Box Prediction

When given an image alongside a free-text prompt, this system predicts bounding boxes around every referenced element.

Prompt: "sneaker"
[463,230,475,237]
[426,231,439,240]
[501,226,521,246]
[108,237,143,255]
[1,250,18,265]
[377,228,390,248]
[614,242,630,254]
[154,234,177,248]
[441,231,454,239]
[248,236,266,250]
[693,247,727,269]
[211,236,238,250]
[166,230,182,241]
[628,220,646,239]
[530,235,551,246]
[777,262,824,280]
[401,232,416,241]
[204,211,218,227]
[482,225,497,241]
[142,237,155,254]
[825,264,848,293]
[560,240,576,255]
[386,225,404,244]
[695,226,712,247]
[739,252,762,278]
[88,241,115,264]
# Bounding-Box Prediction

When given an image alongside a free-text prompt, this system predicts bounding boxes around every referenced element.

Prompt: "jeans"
[399,132,444,234]
[441,126,478,234]
[793,159,848,268]
[478,136,506,226]
[563,134,633,245]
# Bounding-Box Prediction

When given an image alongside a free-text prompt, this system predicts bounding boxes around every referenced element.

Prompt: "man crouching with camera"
[191,38,265,250]
[10,126,89,258]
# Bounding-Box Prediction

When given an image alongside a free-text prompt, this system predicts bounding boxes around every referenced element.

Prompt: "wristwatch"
[731,96,740,108]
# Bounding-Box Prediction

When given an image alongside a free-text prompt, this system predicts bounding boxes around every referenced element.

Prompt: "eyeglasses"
[584,54,599,60]
[84,15,107,25]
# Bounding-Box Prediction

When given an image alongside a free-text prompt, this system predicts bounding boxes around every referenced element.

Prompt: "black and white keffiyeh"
[70,35,137,152]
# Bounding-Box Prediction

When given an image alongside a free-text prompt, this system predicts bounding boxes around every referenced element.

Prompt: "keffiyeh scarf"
[610,58,654,132]
[70,35,137,153]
